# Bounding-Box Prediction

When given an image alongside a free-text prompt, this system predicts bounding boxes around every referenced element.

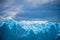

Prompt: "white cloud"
[3,5,24,17]
[1,0,54,18]
[1,0,24,18]
[25,0,54,7]
[20,20,48,24]
[26,0,54,4]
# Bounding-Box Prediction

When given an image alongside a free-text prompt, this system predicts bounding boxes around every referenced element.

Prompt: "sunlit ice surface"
[0,17,60,40]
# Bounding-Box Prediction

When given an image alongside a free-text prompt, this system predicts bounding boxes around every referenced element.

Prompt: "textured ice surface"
[0,19,60,40]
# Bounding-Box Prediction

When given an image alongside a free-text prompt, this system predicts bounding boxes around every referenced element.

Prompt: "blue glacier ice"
[0,18,60,40]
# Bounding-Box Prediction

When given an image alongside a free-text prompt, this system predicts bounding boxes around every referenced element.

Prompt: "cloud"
[0,0,55,18]
[20,20,48,24]
[0,0,60,22]
[2,5,23,17]
[24,0,54,7]
[0,0,24,18]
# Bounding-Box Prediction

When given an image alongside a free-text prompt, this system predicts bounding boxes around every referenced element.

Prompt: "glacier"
[0,18,60,40]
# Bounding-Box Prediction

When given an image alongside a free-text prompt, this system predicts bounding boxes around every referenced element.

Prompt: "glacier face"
[0,19,60,40]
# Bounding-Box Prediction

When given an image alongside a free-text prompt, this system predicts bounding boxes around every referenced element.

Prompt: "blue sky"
[0,0,60,21]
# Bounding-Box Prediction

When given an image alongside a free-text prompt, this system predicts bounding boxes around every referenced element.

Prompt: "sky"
[0,0,60,22]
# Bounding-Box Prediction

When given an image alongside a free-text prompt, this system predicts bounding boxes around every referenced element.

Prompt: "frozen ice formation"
[0,18,60,40]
